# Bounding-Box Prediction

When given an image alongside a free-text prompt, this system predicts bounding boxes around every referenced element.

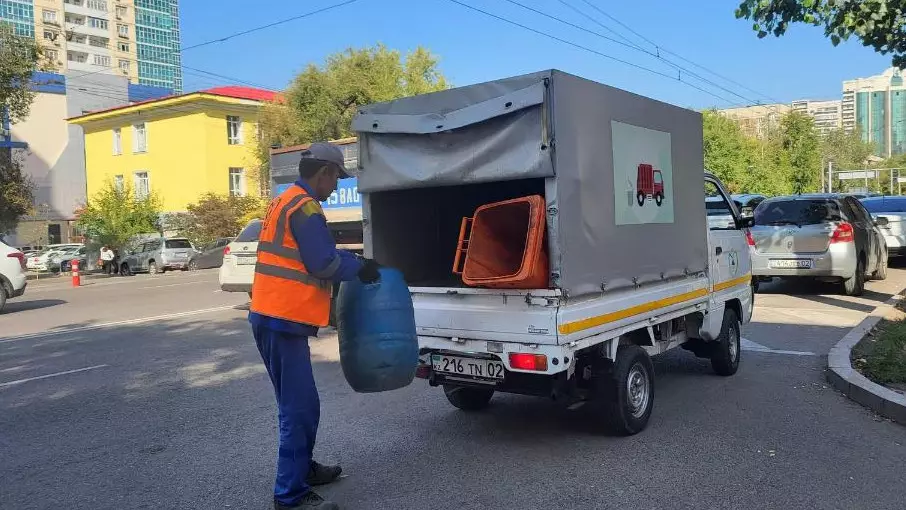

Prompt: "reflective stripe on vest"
[249,186,332,327]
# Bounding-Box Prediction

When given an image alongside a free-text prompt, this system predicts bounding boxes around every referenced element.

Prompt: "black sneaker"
[306,460,342,486]
[274,491,339,510]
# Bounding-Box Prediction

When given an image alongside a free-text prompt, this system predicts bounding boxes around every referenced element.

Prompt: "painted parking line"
[0,364,109,389]
[741,338,817,356]
[0,305,244,344]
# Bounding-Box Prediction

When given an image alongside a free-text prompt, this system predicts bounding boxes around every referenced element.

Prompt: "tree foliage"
[704,110,839,196]
[0,154,34,233]
[75,180,162,250]
[0,24,44,123]
[736,0,906,67]
[167,193,266,248]
[821,127,875,169]
[255,45,449,191]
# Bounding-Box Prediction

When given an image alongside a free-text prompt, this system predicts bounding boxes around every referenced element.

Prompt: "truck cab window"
[704,182,737,230]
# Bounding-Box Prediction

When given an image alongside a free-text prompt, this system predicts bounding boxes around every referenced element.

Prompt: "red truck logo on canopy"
[636,163,665,207]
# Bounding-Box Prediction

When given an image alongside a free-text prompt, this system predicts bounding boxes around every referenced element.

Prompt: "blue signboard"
[273,178,361,209]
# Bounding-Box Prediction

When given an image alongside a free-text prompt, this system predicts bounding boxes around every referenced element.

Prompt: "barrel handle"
[452,216,473,275]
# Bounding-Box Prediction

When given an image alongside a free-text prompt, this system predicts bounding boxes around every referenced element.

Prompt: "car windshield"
[235,220,263,242]
[755,199,843,226]
[862,197,906,213]
[165,239,192,249]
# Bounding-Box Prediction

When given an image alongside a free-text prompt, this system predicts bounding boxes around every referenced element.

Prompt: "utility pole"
[827,161,833,193]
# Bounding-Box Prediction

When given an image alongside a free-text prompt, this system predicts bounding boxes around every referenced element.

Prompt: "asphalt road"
[2,269,905,509]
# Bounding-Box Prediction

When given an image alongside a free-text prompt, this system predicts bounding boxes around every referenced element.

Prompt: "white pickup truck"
[352,70,754,435]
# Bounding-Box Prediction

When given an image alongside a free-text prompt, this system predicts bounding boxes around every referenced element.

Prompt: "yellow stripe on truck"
[558,288,709,335]
[713,273,752,292]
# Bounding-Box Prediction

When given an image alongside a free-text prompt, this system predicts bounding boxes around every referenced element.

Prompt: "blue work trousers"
[253,324,320,505]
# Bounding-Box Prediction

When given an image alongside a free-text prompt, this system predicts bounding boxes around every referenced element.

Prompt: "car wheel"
[443,385,494,411]
[189,260,198,271]
[121,263,132,276]
[591,344,655,435]
[711,308,741,376]
[0,286,7,313]
[149,261,160,275]
[654,193,664,207]
[636,192,645,207]
[872,252,889,281]
[842,257,865,296]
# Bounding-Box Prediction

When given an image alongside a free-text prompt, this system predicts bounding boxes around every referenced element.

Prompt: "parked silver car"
[860,196,906,257]
[121,237,195,274]
[188,237,232,270]
[749,194,888,296]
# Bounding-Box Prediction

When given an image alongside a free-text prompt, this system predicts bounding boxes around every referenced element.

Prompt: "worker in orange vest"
[250,142,379,510]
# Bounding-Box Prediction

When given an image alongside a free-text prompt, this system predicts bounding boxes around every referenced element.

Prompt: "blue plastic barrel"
[336,267,418,393]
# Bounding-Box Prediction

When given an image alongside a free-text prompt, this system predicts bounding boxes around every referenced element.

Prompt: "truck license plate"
[431,354,505,380]
[769,259,812,269]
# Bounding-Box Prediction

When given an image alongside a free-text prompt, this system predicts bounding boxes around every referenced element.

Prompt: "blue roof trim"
[31,72,66,95]
[128,83,173,102]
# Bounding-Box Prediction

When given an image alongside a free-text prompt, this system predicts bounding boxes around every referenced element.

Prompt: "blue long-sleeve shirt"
[249,180,363,336]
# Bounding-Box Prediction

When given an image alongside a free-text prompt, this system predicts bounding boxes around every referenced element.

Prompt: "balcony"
[64,1,109,20]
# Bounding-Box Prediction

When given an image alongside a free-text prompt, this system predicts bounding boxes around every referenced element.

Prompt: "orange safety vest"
[250,185,333,327]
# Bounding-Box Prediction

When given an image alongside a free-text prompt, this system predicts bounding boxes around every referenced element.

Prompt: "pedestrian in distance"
[100,246,115,275]
[249,142,380,510]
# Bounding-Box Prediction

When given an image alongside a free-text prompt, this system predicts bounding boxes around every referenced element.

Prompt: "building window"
[112,128,121,155]
[88,17,108,30]
[65,13,85,25]
[67,51,87,63]
[43,9,57,24]
[118,24,129,38]
[132,123,147,153]
[43,30,57,41]
[118,59,129,72]
[117,41,130,52]
[226,116,242,145]
[229,168,245,197]
[116,5,127,18]
[45,49,58,62]
[133,172,150,200]
[114,174,124,192]
[86,0,107,12]
[93,54,110,67]
[88,36,108,48]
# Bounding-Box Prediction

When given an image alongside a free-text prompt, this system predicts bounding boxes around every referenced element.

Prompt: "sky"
[179,0,894,110]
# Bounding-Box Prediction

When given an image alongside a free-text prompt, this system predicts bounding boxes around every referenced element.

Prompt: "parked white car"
[26,243,82,272]
[861,196,906,257]
[0,238,28,312]
[219,220,262,294]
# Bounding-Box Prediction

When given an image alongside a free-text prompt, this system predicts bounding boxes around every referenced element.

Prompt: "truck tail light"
[508,353,548,371]
[415,363,432,379]
[8,252,26,270]
[831,223,854,243]
[745,229,755,247]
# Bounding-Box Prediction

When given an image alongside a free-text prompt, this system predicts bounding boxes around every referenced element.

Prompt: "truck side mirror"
[737,216,755,229]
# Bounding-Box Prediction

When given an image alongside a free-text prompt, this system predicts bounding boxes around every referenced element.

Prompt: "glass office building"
[844,68,906,158]
[134,0,181,92]
[0,0,35,37]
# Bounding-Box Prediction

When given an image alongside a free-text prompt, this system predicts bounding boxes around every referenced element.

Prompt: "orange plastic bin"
[453,195,549,289]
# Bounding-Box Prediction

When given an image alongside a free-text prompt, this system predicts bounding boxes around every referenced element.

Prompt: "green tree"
[0,24,45,232]
[167,193,266,248]
[736,0,906,67]
[702,110,753,192]
[778,111,821,193]
[75,180,162,250]
[821,127,875,170]
[0,155,33,233]
[256,45,449,191]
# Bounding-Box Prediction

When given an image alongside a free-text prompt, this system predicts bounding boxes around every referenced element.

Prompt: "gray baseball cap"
[299,141,350,178]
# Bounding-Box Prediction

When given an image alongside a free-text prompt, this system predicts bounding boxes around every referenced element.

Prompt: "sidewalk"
[26,271,108,282]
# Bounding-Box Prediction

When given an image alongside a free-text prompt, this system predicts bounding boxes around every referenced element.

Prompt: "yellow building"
[69,86,276,212]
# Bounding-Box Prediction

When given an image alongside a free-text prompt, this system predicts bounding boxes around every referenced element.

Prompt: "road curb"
[826,292,906,425]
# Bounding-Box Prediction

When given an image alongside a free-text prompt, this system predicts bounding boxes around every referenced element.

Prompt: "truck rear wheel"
[592,345,654,435]
[443,385,494,411]
[710,308,741,376]
[636,192,645,206]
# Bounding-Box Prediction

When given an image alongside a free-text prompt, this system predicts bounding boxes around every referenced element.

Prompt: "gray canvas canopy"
[353,70,709,298]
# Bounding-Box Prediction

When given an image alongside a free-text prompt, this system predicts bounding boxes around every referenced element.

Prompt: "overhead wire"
[446,0,741,106]
[65,0,363,88]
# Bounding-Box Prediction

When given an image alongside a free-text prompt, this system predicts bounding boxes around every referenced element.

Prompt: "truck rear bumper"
[418,335,572,377]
